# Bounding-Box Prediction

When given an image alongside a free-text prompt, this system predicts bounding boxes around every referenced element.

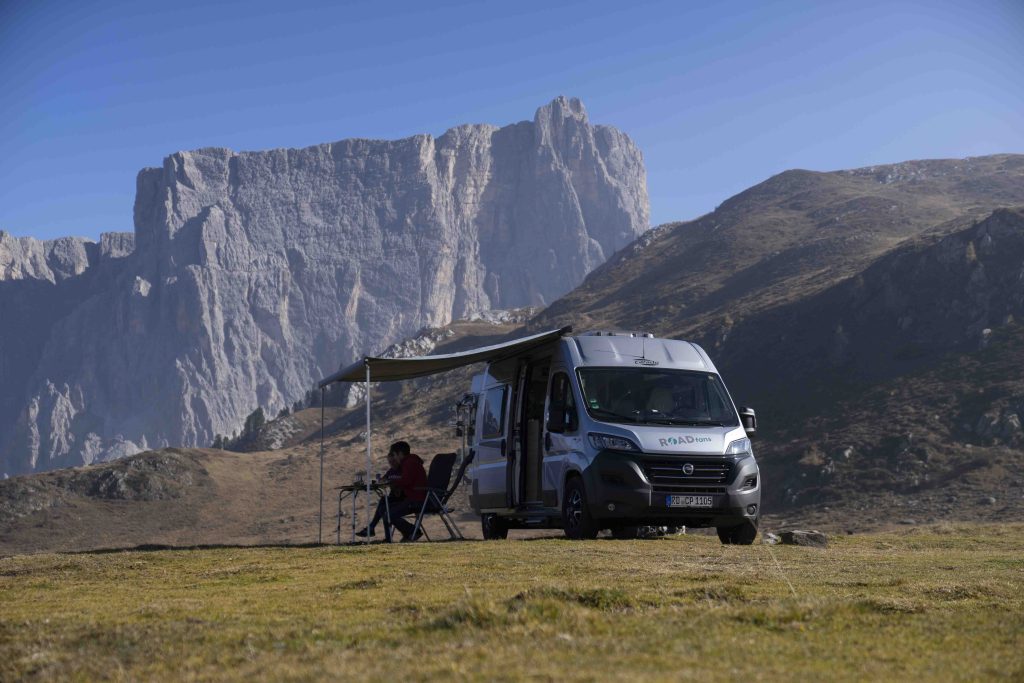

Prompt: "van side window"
[481,386,507,439]
[548,373,578,433]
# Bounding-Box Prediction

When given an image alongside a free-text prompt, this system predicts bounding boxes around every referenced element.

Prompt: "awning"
[319,326,571,386]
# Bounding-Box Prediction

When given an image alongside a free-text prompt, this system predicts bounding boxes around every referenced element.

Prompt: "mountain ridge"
[0,96,648,476]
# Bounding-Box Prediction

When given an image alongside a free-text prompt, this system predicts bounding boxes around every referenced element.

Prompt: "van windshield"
[577,368,739,427]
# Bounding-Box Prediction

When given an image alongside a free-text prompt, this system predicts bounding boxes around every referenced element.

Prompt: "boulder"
[779,530,829,548]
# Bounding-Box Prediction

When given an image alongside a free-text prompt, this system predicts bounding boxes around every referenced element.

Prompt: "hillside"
[536,154,1024,338]
[525,156,1024,527]
[713,208,1024,525]
[4,155,1024,554]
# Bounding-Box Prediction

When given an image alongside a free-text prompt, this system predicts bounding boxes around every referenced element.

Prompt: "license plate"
[666,494,714,508]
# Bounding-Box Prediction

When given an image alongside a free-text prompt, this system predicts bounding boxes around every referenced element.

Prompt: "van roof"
[569,334,714,373]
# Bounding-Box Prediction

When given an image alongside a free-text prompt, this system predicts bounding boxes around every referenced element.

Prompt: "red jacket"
[395,454,427,502]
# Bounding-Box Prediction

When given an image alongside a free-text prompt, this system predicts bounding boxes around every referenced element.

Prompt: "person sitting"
[358,441,427,542]
[355,450,403,539]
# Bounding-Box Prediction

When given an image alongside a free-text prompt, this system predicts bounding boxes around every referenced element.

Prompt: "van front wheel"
[481,514,509,540]
[562,477,599,540]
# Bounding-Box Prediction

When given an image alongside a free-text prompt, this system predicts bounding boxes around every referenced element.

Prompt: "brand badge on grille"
[682,463,694,475]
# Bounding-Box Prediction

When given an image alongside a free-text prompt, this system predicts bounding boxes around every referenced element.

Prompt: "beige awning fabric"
[318,326,571,386]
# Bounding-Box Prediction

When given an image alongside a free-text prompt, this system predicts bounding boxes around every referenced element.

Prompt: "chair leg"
[412,498,430,541]
[446,509,466,540]
[409,492,465,542]
[438,508,457,539]
[432,493,462,540]
[437,503,463,540]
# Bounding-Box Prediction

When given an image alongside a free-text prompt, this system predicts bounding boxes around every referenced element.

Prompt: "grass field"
[2,525,1023,681]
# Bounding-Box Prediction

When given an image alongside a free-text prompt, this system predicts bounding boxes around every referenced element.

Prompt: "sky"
[1,0,1022,240]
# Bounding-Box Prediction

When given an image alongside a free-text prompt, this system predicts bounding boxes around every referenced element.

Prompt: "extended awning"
[318,326,572,386]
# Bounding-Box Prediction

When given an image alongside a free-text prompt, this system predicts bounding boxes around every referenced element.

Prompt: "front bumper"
[581,449,761,528]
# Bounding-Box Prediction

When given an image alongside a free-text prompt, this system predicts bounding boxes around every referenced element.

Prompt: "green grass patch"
[2,526,1024,681]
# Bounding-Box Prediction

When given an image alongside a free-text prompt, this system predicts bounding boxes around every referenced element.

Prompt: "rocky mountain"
[0,96,648,476]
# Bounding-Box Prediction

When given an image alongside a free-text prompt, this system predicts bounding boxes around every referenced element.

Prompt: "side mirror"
[546,414,564,434]
[738,406,757,436]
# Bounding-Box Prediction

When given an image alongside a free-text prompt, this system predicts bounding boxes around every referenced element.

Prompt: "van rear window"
[481,386,507,438]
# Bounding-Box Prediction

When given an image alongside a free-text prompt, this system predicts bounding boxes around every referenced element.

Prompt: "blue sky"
[2,0,1022,240]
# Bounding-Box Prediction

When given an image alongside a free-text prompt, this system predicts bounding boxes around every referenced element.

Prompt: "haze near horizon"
[1,0,1022,240]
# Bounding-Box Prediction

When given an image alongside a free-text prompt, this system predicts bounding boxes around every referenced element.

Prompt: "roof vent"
[581,330,655,338]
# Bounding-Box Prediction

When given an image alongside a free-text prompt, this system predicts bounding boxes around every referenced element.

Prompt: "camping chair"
[407,452,464,541]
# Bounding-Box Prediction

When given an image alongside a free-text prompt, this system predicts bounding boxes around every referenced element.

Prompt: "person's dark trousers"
[382,499,423,541]
[368,497,396,537]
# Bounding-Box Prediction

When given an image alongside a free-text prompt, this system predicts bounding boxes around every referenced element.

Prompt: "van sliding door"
[473,383,510,510]
[543,368,579,508]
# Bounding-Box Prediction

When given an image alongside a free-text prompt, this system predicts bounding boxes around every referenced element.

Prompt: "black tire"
[611,525,642,540]
[716,519,758,545]
[562,477,599,540]
[481,514,509,540]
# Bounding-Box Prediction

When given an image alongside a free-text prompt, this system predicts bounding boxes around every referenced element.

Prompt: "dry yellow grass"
[2,524,1023,681]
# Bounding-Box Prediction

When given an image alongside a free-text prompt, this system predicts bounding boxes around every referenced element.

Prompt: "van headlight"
[726,437,752,456]
[588,433,640,452]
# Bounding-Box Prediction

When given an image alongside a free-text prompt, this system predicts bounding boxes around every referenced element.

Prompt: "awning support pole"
[365,361,372,544]
[318,385,325,545]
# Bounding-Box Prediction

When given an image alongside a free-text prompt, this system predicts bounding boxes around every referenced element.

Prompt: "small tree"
[243,407,266,435]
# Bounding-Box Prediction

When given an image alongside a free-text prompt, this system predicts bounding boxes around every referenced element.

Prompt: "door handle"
[545,432,552,451]
[500,438,506,457]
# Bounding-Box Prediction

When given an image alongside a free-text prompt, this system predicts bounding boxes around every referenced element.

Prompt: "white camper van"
[466,331,761,544]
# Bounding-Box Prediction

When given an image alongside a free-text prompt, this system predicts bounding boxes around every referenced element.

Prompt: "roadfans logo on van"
[634,358,658,366]
[659,435,713,446]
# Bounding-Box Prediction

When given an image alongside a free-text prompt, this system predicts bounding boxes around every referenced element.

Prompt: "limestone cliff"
[0,97,648,474]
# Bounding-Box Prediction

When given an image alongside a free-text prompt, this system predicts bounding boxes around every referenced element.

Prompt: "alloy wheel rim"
[568,489,583,528]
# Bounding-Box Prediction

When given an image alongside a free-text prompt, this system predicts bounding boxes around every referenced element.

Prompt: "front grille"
[642,459,732,494]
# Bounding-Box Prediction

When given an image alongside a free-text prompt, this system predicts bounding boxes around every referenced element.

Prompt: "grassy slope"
[536,155,1024,338]
[2,525,1022,681]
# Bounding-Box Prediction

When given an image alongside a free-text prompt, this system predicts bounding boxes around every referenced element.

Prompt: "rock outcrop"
[0,232,134,283]
[0,97,648,475]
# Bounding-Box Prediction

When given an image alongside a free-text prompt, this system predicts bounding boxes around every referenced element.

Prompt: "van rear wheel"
[562,477,599,540]
[716,519,758,545]
[481,514,509,540]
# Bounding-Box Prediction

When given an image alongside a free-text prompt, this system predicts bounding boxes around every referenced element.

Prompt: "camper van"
[465,331,761,544]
